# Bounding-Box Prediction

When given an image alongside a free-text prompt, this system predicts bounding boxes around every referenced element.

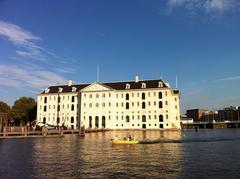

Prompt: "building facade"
[37,76,181,130]
[0,112,9,132]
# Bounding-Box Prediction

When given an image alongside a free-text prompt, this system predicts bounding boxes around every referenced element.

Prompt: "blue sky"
[0,0,240,113]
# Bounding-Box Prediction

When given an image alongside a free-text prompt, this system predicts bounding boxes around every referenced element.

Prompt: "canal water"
[1,129,240,178]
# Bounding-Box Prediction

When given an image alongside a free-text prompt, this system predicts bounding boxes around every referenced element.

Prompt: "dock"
[0,126,110,139]
[181,121,240,129]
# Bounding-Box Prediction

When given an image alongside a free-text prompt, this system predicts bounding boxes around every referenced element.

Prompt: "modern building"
[37,76,181,130]
[186,109,209,122]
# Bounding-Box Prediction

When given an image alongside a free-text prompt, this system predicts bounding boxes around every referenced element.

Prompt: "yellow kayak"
[112,139,139,144]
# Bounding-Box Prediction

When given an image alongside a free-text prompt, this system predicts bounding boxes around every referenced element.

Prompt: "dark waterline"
[0,129,240,178]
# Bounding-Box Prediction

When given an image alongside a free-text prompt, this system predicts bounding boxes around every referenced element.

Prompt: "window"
[132,93,134,97]
[44,106,47,112]
[142,102,146,109]
[57,117,60,124]
[116,103,118,107]
[142,93,145,100]
[165,91,168,96]
[148,102,151,106]
[154,115,157,119]
[165,101,168,105]
[58,96,61,103]
[159,101,163,108]
[89,94,92,98]
[102,93,105,98]
[89,103,92,107]
[84,94,86,98]
[102,116,106,128]
[116,94,118,98]
[154,101,156,106]
[126,93,129,100]
[154,92,156,97]
[71,104,74,111]
[166,114,168,119]
[159,92,162,99]
[72,96,75,102]
[158,81,163,88]
[159,124,164,128]
[175,97,177,102]
[126,115,130,123]
[44,97,47,103]
[58,87,63,93]
[126,102,129,109]
[96,94,99,98]
[121,94,124,98]
[89,116,92,128]
[63,96,65,100]
[142,115,146,122]
[132,102,134,107]
[149,115,151,120]
[121,103,124,107]
[84,103,86,107]
[175,105,177,109]
[141,83,146,88]
[159,115,163,122]
[71,117,74,123]
[109,102,111,107]
[126,84,130,89]
[148,92,150,97]
[62,105,64,109]
[102,103,105,107]
[57,105,60,111]
[43,117,46,124]
[109,93,111,97]
[96,103,99,107]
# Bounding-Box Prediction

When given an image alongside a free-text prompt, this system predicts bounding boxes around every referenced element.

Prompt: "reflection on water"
[1,129,240,178]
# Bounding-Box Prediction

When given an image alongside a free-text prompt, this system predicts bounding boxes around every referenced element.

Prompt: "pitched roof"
[40,79,170,94]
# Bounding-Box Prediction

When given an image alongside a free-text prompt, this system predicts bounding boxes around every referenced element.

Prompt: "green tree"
[0,101,10,113]
[10,97,37,126]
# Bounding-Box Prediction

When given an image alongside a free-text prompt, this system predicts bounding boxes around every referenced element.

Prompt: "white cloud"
[167,0,239,16]
[213,75,240,83]
[0,20,41,48]
[0,64,67,90]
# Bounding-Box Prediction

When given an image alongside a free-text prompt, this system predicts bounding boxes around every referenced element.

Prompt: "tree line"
[0,97,37,126]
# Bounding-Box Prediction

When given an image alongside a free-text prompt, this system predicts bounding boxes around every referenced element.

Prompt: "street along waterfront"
[0,129,240,178]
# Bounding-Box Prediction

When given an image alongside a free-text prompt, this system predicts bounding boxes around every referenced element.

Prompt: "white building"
[37,76,181,130]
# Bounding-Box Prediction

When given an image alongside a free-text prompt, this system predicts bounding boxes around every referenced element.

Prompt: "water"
[1,129,240,178]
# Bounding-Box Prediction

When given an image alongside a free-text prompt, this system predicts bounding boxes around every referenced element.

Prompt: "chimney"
[135,75,140,83]
[68,80,73,86]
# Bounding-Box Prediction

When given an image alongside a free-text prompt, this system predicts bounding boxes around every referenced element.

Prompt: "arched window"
[71,104,74,111]
[72,96,75,102]
[95,116,99,128]
[96,94,99,98]
[159,92,162,99]
[142,93,145,100]
[102,116,106,128]
[57,105,60,111]
[126,115,130,123]
[142,115,146,122]
[126,93,129,100]
[142,102,146,109]
[102,93,105,98]
[57,117,60,124]
[71,117,74,123]
[89,116,92,128]
[89,103,92,107]
[44,97,47,103]
[96,103,99,107]
[43,117,46,124]
[126,102,129,109]
[159,124,164,128]
[58,96,61,103]
[102,103,105,107]
[159,101,163,108]
[159,115,163,122]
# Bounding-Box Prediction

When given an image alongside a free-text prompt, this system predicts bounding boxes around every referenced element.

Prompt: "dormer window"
[126,83,130,89]
[72,87,77,92]
[158,81,163,88]
[58,87,63,93]
[141,83,146,88]
[44,88,50,93]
